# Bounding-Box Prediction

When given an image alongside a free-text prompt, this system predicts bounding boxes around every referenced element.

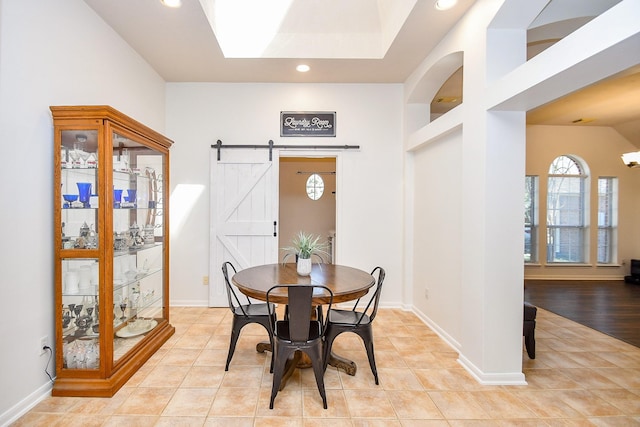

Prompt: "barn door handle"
[273,221,277,237]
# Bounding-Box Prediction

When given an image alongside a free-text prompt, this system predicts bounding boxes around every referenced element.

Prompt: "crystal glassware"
[79,150,91,168]
[73,304,83,319]
[69,149,81,168]
[119,300,128,322]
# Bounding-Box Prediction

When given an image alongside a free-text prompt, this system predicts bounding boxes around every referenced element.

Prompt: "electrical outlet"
[202,276,209,285]
[39,336,49,355]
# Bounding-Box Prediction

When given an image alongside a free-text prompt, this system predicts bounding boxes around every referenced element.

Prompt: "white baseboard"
[524,275,624,281]
[458,354,527,385]
[411,306,461,351]
[0,380,52,427]
[169,299,209,307]
[412,306,527,385]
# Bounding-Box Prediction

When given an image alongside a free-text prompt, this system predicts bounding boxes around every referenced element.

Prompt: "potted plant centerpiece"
[282,231,330,276]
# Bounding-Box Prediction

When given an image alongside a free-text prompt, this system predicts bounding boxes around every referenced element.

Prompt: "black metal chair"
[266,285,333,409]
[323,266,385,385]
[222,261,275,371]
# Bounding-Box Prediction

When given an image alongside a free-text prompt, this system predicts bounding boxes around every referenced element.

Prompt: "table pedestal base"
[328,352,357,376]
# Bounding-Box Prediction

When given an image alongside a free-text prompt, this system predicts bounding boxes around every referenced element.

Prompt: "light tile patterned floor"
[12,307,640,426]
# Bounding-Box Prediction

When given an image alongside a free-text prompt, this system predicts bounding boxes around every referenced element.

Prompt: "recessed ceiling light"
[161,0,182,8]
[296,64,310,73]
[435,0,457,10]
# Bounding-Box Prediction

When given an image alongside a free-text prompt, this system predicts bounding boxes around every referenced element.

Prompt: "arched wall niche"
[487,0,619,84]
[488,0,623,72]
[430,66,463,122]
[405,50,463,133]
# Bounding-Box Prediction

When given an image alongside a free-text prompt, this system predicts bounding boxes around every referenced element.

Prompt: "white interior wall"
[0,0,166,422]
[411,131,463,346]
[165,83,404,307]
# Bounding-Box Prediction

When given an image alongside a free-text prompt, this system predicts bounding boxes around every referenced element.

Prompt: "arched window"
[546,155,588,263]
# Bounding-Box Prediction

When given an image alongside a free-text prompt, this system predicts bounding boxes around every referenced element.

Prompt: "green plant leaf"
[281,231,330,260]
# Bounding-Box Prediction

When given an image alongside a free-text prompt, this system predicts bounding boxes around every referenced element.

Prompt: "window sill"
[596,264,623,268]
[545,263,593,267]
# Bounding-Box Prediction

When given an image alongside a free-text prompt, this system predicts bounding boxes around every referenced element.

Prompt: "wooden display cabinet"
[51,106,174,397]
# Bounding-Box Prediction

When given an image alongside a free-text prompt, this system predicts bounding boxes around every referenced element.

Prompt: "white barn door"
[209,149,279,306]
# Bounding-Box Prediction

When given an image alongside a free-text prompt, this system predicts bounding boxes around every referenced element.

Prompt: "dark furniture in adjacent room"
[523,302,537,359]
[624,259,640,284]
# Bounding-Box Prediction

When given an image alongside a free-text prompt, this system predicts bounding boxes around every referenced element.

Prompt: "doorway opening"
[279,157,337,263]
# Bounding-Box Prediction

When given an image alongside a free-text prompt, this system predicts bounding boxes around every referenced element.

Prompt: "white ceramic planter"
[297,257,312,276]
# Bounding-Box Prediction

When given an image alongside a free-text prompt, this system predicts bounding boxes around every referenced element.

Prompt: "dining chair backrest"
[222,261,250,316]
[287,286,314,341]
[266,285,333,341]
[352,266,385,325]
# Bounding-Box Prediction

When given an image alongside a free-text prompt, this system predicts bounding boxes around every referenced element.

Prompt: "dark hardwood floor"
[524,279,640,348]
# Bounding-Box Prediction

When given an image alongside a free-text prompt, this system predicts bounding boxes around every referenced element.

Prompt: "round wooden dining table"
[232,262,375,378]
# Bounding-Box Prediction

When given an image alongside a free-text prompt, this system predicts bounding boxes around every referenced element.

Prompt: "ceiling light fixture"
[296,64,310,73]
[435,0,457,10]
[572,118,595,124]
[160,0,182,8]
[622,152,640,168]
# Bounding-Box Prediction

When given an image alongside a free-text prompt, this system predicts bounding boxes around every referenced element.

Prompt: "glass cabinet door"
[61,258,100,370]
[111,131,166,364]
[59,129,101,371]
[61,130,99,249]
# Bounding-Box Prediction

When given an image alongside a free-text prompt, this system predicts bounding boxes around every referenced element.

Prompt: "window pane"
[547,178,583,226]
[525,176,538,263]
[546,155,587,263]
[597,229,611,263]
[597,177,617,264]
[547,226,583,262]
[598,178,613,227]
[549,155,582,175]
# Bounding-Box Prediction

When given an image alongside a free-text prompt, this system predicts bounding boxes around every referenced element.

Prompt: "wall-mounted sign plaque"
[280,111,336,137]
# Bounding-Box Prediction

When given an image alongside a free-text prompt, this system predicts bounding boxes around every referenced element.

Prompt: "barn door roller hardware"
[212,140,360,161]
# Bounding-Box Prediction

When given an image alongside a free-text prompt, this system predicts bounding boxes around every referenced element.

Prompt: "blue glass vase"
[113,189,123,208]
[126,189,137,206]
[77,182,92,208]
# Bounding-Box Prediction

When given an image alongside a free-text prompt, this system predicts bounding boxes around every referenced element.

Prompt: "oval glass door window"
[306,174,325,200]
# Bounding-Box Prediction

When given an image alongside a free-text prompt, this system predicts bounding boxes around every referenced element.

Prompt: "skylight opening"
[203,0,417,59]
[213,0,293,58]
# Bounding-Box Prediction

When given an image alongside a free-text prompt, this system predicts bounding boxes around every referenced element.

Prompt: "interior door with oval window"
[209,149,279,307]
